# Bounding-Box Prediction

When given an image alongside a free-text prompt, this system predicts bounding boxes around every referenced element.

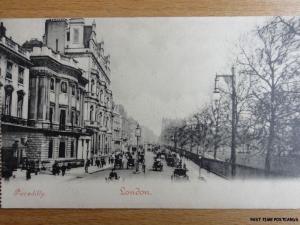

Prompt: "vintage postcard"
[1,17,300,208]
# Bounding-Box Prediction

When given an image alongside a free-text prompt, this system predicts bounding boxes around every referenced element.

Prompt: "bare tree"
[238,17,300,173]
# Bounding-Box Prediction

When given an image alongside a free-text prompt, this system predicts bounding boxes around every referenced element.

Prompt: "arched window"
[61,81,67,93]
[17,90,25,118]
[90,105,94,121]
[76,112,79,125]
[99,112,102,125]
[4,85,13,115]
[59,141,66,158]
[71,85,75,96]
[91,80,95,93]
[100,90,103,102]
[18,67,24,84]
[50,78,55,91]
[71,110,75,126]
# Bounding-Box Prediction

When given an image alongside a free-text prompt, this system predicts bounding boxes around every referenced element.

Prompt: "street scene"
[2,17,300,208]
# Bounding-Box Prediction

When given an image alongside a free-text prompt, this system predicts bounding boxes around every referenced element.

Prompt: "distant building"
[112,104,122,152]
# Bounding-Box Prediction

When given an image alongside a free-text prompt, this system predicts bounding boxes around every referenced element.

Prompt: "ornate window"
[61,81,67,93]
[73,28,79,44]
[91,79,95,93]
[71,110,75,126]
[50,78,55,91]
[18,67,24,84]
[100,90,103,102]
[70,141,75,158]
[49,106,55,127]
[6,61,13,79]
[4,85,13,115]
[17,90,25,118]
[66,31,70,42]
[90,105,94,121]
[48,140,53,158]
[59,141,65,158]
[99,112,102,126]
[76,112,80,125]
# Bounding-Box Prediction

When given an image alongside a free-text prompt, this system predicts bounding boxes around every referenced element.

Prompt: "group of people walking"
[85,157,111,173]
[52,162,67,176]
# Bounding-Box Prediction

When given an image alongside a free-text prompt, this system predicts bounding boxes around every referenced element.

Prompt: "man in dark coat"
[85,159,90,173]
[61,163,67,176]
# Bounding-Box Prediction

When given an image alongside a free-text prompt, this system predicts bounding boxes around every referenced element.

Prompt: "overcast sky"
[1,17,267,135]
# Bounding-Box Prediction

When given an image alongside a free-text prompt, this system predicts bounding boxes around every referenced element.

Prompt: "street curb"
[89,166,113,174]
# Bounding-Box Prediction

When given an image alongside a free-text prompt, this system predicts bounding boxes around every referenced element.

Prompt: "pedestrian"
[101,157,106,167]
[85,159,90,173]
[96,158,100,168]
[142,163,146,174]
[91,158,94,166]
[52,162,57,175]
[111,154,115,165]
[108,169,119,180]
[57,164,61,175]
[26,164,31,180]
[61,163,67,176]
[34,160,39,175]
[122,155,126,169]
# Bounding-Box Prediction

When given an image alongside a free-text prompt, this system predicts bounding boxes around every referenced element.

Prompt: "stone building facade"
[44,18,114,162]
[0,19,127,173]
[0,22,32,170]
[25,46,88,166]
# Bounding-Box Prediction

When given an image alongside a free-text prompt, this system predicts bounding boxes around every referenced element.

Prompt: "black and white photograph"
[1,17,300,208]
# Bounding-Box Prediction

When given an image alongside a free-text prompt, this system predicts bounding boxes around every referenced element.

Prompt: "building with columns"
[44,18,114,162]
[1,19,119,174]
[26,46,88,166]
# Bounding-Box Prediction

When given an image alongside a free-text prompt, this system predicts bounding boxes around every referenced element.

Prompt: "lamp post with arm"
[214,66,237,177]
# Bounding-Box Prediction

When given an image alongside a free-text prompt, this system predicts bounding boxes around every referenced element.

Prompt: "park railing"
[167,146,290,179]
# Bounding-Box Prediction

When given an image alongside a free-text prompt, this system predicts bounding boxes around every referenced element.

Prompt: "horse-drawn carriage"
[152,159,163,171]
[105,169,120,182]
[114,158,123,169]
[171,168,189,180]
[166,156,176,167]
[127,158,135,169]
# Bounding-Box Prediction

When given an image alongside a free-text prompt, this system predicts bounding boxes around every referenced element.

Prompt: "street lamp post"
[214,66,237,177]
[135,123,141,173]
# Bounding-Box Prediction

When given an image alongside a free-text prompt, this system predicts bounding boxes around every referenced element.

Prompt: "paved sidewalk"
[8,164,113,183]
[68,164,113,178]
